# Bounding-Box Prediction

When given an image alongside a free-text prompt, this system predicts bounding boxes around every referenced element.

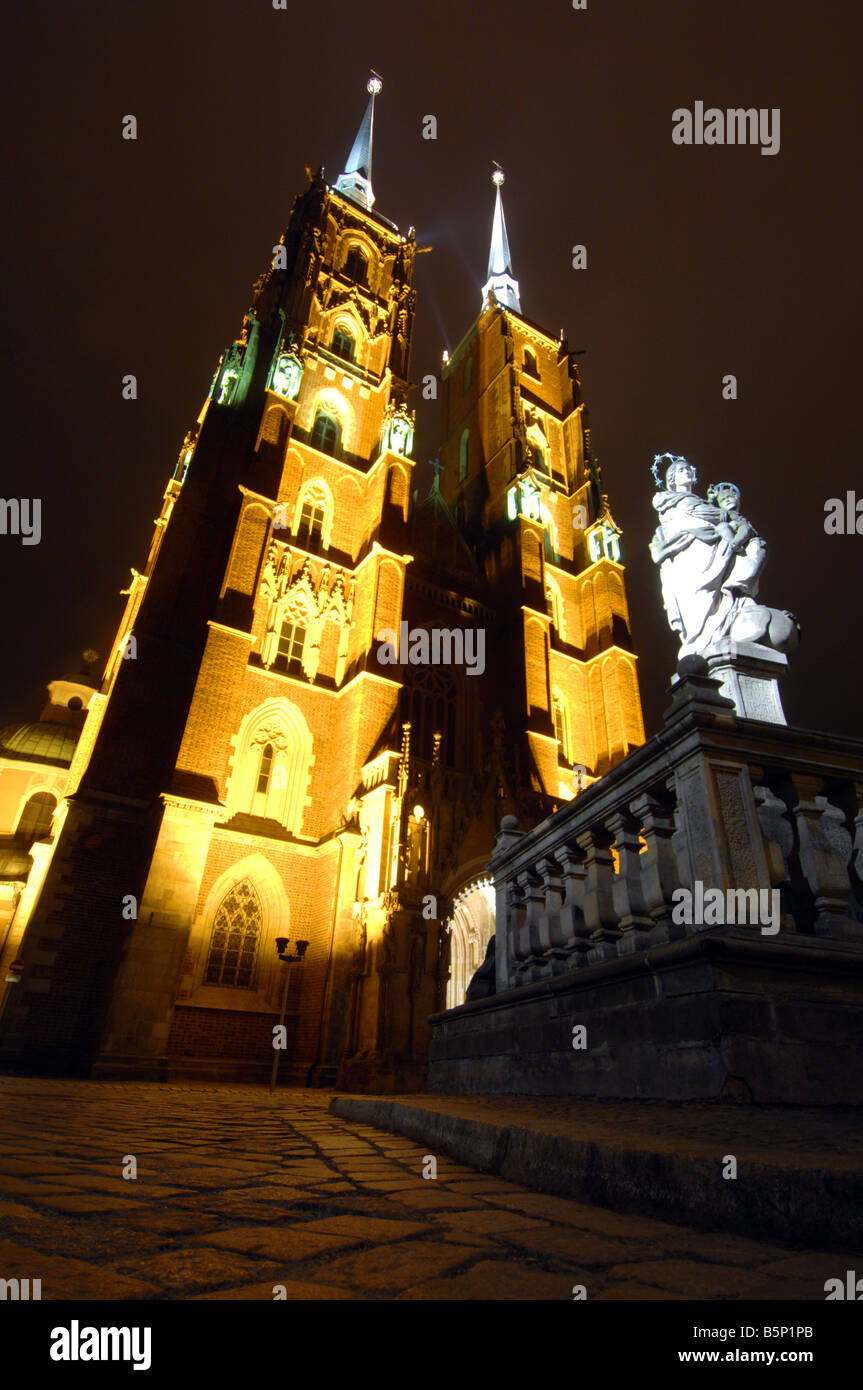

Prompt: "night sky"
[2,0,860,742]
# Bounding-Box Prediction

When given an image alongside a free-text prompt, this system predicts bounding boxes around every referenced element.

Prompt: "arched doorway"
[445,878,495,1009]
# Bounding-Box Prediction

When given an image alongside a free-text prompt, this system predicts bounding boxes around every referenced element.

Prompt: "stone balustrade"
[491,670,863,994]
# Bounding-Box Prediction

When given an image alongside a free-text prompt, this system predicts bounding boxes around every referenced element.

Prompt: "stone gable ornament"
[649,453,800,723]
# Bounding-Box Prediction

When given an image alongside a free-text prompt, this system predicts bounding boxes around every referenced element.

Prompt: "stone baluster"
[607,808,653,947]
[536,855,566,974]
[752,781,796,932]
[553,838,590,966]
[789,777,856,938]
[629,791,683,941]
[517,867,547,980]
[819,790,863,942]
[575,826,619,961]
[506,877,529,970]
[491,815,524,993]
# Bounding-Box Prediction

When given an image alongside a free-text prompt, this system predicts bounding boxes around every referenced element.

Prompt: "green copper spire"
[482,165,521,314]
[334,73,382,211]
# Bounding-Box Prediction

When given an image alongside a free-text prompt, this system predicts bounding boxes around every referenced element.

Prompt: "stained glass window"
[205,880,262,988]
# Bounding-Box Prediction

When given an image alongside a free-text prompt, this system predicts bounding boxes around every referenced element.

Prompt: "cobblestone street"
[0,1079,851,1300]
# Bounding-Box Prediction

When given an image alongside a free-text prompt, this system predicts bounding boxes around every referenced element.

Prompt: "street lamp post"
[269,937,308,1094]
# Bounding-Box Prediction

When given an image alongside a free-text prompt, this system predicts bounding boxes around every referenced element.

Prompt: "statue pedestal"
[700,642,789,725]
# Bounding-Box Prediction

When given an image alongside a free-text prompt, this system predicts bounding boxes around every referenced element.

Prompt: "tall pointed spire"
[334,73,382,211]
[482,165,521,314]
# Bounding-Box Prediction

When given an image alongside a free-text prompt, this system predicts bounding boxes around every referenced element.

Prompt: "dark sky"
[2,0,861,741]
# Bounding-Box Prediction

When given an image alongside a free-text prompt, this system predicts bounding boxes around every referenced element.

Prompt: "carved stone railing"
[491,670,863,993]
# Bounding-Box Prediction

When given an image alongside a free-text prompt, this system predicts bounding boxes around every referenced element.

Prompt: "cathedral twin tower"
[0,79,644,1089]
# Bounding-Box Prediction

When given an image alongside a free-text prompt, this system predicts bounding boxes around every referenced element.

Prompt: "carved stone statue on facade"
[649,455,799,661]
[649,454,800,723]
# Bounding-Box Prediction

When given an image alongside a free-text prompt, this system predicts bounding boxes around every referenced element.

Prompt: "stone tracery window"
[204,879,262,988]
[400,664,458,766]
[293,480,332,551]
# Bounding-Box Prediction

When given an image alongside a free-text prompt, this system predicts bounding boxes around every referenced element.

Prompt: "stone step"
[329,1093,863,1253]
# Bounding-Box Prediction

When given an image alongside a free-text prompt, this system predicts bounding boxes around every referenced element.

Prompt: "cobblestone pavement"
[0,1079,851,1300]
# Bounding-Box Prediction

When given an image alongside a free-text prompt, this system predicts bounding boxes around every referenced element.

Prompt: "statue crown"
[652,452,695,489]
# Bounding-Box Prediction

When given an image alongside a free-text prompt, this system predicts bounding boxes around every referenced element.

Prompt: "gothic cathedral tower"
[438,170,644,799]
[1,79,427,1087]
[0,90,645,1093]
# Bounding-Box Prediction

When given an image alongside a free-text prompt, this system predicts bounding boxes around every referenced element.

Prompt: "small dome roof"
[0,721,78,766]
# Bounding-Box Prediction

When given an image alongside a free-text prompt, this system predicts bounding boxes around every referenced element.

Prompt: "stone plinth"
[699,641,789,724]
[430,930,863,1105]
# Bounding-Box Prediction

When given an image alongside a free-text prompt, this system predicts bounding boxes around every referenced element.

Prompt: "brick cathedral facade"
[0,87,644,1090]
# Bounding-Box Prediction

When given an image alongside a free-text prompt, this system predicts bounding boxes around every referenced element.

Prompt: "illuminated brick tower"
[439,169,644,798]
[0,92,644,1092]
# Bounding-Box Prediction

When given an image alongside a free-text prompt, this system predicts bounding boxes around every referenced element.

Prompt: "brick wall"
[167,1004,294,1061]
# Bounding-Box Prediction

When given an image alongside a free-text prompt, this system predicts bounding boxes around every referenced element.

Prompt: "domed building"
[0,666,98,964]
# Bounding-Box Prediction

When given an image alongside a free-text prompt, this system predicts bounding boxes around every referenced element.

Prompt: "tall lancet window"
[256,743,274,796]
[205,880,262,989]
[297,498,325,549]
[459,428,470,482]
[344,246,368,285]
[546,580,563,637]
[552,691,569,761]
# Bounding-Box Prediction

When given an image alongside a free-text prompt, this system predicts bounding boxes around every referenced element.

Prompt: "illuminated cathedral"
[0,79,644,1090]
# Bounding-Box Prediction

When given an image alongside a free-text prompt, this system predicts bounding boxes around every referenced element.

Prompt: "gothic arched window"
[546,580,563,635]
[275,619,306,674]
[16,792,56,846]
[344,246,368,285]
[458,428,470,482]
[311,410,341,457]
[552,691,568,761]
[331,326,355,362]
[297,499,325,549]
[400,665,458,766]
[523,346,539,378]
[256,743,274,795]
[204,879,262,988]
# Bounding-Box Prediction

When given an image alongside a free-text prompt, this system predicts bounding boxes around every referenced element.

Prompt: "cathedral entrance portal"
[445,878,495,1009]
